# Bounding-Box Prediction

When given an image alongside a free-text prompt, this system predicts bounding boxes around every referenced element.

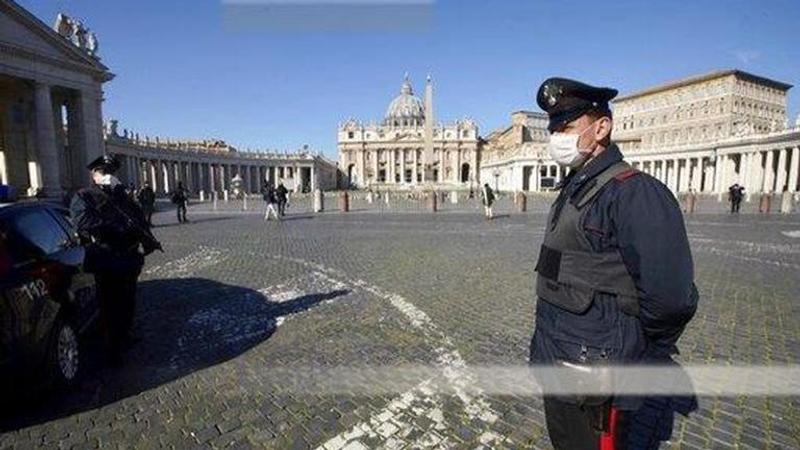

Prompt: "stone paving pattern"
[1,200,799,449]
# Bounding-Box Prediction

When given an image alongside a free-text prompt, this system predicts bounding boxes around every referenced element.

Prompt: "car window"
[6,208,70,256]
[47,207,78,238]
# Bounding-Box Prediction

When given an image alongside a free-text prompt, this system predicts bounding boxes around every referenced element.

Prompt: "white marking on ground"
[263,256,503,449]
[144,246,227,278]
[782,230,800,238]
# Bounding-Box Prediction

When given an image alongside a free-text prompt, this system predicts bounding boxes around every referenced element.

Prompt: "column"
[763,150,775,193]
[704,158,715,193]
[33,81,61,196]
[715,154,726,196]
[412,150,418,184]
[455,149,462,183]
[150,160,159,191]
[373,150,380,183]
[689,158,703,192]
[208,163,216,192]
[678,158,692,192]
[311,165,317,190]
[400,150,406,184]
[789,147,800,193]
[358,150,366,187]
[775,149,788,192]
[671,158,680,192]
[740,153,750,187]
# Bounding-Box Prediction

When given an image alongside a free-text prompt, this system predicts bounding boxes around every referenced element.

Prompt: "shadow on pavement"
[0,277,349,431]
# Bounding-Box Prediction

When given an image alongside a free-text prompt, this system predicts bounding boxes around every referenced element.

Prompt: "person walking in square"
[262,183,280,221]
[137,181,156,226]
[728,183,745,213]
[276,182,289,217]
[481,183,495,219]
[171,181,189,223]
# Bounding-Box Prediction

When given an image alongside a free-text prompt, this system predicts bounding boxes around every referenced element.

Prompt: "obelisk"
[423,75,434,184]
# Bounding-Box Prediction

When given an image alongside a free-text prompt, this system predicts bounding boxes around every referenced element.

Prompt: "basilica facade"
[337,75,480,189]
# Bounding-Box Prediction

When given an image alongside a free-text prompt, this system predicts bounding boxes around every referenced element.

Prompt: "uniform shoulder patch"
[613,168,640,182]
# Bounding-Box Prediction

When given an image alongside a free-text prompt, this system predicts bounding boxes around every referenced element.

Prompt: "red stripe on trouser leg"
[599,407,620,450]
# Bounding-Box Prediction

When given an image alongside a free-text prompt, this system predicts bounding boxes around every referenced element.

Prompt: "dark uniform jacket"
[530,144,698,413]
[70,184,146,274]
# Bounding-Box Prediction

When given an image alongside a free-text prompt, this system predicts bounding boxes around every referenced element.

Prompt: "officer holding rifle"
[70,155,162,365]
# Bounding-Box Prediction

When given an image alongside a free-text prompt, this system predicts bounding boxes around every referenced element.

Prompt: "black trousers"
[544,397,630,449]
[143,206,154,225]
[95,268,141,357]
[278,200,286,216]
[177,203,187,222]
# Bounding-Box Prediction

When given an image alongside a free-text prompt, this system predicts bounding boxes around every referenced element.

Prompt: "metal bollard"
[450,191,458,204]
[213,192,218,210]
[428,191,438,212]
[759,193,771,213]
[314,189,324,212]
[243,195,248,211]
[516,192,528,212]
[683,193,696,214]
[223,190,229,202]
[781,191,793,214]
[199,190,205,202]
[338,191,349,212]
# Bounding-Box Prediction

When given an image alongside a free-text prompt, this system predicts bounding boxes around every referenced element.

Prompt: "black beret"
[536,77,618,132]
[86,154,120,173]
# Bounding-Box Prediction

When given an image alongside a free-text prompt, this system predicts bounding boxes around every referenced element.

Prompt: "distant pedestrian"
[276,182,289,217]
[262,183,280,221]
[126,182,137,200]
[137,182,156,226]
[171,182,189,223]
[728,183,745,213]
[481,183,495,219]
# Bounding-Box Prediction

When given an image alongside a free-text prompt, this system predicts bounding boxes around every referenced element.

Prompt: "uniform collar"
[567,143,624,193]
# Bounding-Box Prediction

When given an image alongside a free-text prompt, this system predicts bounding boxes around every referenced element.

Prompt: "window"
[5,208,70,257]
[348,131,354,139]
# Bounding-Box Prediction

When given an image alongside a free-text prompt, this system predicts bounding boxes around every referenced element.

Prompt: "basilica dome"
[385,75,425,125]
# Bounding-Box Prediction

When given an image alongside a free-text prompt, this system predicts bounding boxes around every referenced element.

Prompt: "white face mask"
[547,120,598,168]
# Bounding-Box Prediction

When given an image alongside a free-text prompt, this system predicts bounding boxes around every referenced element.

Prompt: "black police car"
[0,186,98,390]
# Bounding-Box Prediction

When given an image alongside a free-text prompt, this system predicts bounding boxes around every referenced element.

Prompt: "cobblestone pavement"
[1,206,799,449]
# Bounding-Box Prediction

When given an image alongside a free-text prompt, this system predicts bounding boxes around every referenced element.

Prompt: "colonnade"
[348,147,477,187]
[108,148,320,197]
[629,144,800,197]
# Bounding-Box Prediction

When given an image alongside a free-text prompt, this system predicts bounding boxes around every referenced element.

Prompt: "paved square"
[2,202,799,449]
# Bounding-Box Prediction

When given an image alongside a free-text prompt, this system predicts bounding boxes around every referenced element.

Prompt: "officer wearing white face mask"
[529,78,699,449]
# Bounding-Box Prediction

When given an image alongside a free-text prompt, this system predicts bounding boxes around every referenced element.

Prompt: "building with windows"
[478,111,561,192]
[337,75,480,189]
[480,70,800,197]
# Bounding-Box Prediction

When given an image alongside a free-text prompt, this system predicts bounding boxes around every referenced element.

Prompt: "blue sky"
[20,0,800,159]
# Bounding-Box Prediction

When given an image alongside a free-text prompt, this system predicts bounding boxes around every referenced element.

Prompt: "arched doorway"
[460,163,470,183]
[347,163,356,187]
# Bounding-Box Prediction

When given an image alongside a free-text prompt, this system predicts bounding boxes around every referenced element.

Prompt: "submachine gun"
[80,188,163,255]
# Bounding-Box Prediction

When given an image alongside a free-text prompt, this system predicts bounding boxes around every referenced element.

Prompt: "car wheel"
[46,317,81,389]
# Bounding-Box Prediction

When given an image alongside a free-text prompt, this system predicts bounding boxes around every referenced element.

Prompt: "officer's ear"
[592,115,613,147]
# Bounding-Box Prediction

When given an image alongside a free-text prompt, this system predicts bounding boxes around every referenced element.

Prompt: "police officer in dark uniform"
[529,78,698,449]
[70,155,161,364]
